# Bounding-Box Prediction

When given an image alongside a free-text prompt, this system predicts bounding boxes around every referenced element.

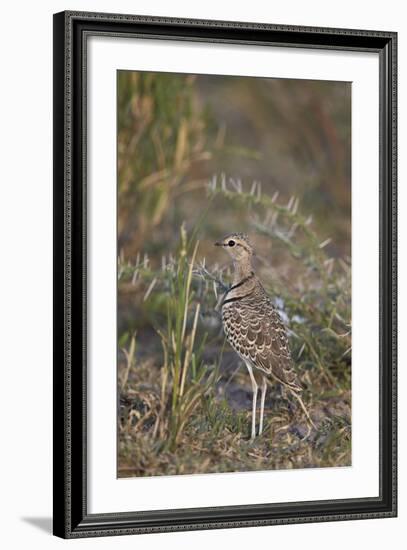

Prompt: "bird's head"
[214,233,254,262]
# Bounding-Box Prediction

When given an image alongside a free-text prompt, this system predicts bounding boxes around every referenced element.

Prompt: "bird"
[214,232,314,439]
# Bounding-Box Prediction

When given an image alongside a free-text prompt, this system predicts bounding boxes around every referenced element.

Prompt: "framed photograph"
[53,11,397,538]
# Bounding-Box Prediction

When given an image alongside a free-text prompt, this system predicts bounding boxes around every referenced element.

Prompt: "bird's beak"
[214,241,223,247]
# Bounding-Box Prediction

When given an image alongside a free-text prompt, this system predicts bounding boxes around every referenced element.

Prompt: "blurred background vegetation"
[117,70,351,477]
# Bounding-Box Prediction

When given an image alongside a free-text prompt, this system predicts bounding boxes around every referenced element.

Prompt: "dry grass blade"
[121,332,136,391]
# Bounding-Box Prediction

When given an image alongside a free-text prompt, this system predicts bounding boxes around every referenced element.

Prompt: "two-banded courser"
[215,233,314,439]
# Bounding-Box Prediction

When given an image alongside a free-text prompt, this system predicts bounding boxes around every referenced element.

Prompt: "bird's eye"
[228,240,235,247]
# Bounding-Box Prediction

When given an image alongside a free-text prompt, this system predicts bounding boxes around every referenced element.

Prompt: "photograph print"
[117,70,351,478]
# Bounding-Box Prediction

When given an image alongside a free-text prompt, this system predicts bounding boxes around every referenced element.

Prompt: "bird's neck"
[232,258,254,285]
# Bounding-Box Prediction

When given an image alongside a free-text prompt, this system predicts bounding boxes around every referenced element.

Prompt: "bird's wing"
[237,298,302,392]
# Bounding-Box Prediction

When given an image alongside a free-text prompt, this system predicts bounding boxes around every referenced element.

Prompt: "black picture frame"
[53,10,397,539]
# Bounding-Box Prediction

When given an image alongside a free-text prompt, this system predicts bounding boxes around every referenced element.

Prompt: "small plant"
[157,226,220,450]
[119,225,220,452]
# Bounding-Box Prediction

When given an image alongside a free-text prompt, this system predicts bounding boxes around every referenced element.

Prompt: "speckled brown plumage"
[221,276,301,393]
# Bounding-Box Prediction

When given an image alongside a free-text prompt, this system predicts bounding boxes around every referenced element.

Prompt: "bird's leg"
[259,376,267,436]
[245,362,258,439]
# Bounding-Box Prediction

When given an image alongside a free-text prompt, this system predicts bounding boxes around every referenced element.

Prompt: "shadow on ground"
[21,517,52,534]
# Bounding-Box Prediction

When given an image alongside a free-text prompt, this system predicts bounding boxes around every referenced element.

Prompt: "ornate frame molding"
[53,11,397,538]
